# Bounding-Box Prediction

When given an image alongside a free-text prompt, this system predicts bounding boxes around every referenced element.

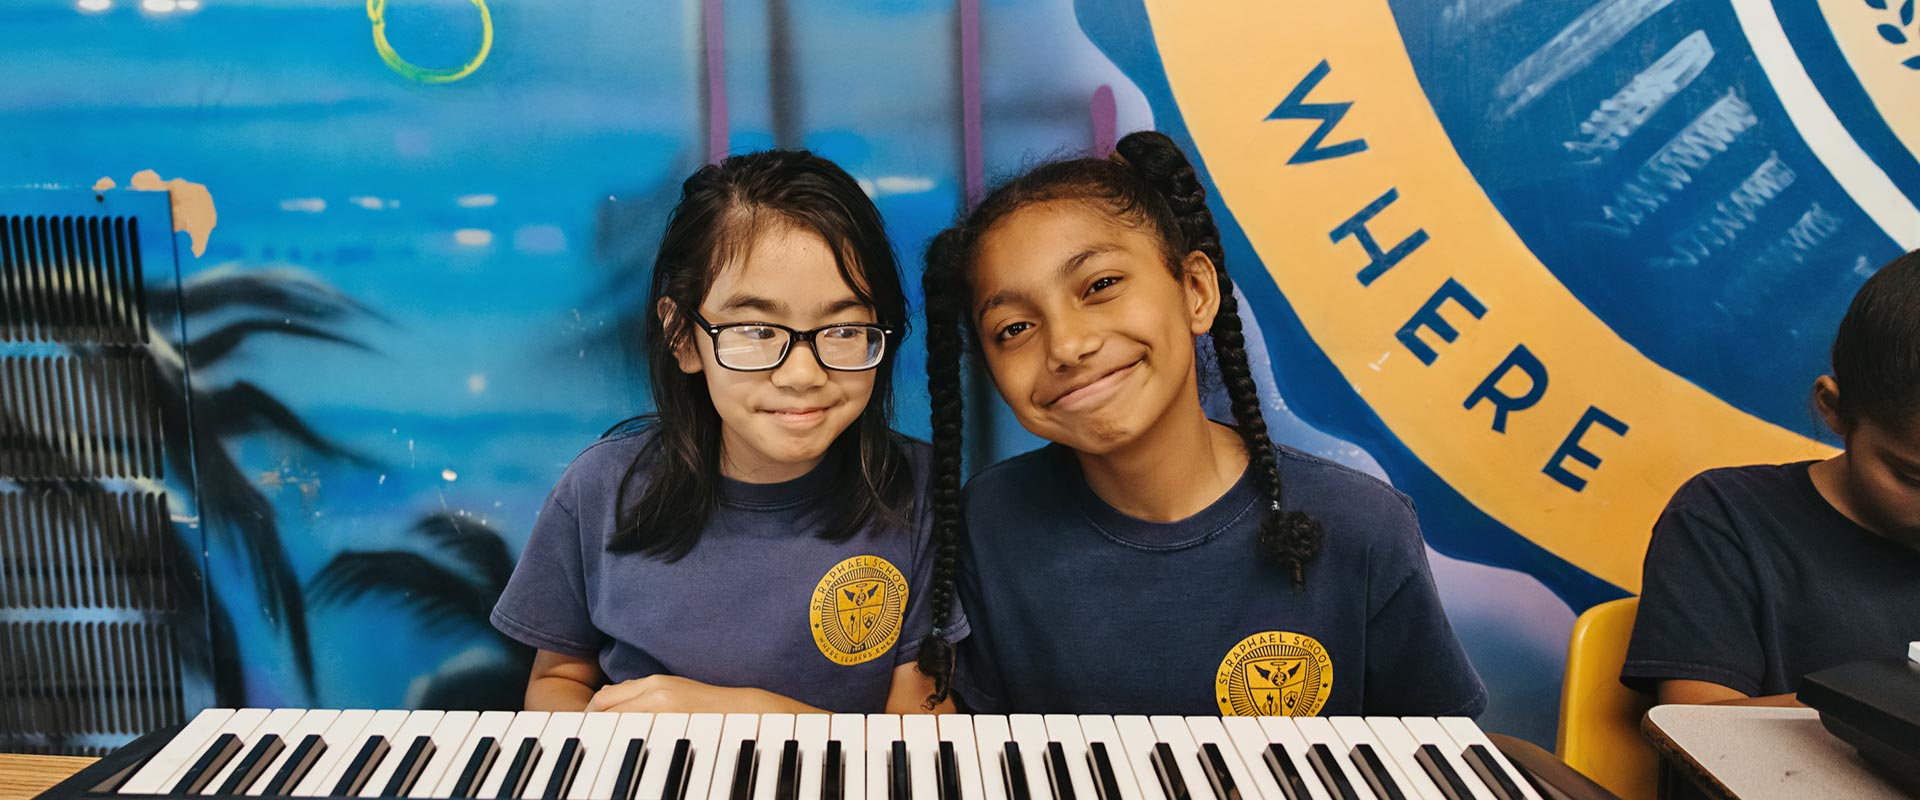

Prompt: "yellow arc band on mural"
[368,0,493,84]
[1143,0,1836,592]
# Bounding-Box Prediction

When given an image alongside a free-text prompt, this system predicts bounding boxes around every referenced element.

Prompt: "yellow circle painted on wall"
[1215,630,1333,717]
[368,0,494,84]
[810,555,909,666]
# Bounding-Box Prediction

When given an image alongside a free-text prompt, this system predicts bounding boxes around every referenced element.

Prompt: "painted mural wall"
[3,0,1915,748]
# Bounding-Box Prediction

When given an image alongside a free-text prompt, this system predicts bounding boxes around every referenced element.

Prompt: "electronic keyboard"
[32,710,1598,800]
[1798,647,1920,797]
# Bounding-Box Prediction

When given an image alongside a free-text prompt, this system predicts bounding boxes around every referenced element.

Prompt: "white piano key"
[937,714,985,800]
[1291,718,1377,800]
[752,715,796,800]
[712,714,764,800]
[478,712,554,799]
[1042,715,1099,800]
[203,708,305,795]
[1217,718,1287,800]
[970,716,1014,800]
[795,715,831,800]
[1357,719,1446,800]
[407,711,480,798]
[1328,718,1424,800]
[1184,718,1263,800]
[635,713,690,800]
[121,708,236,794]
[311,709,410,797]
[521,712,587,799]
[902,716,940,800]
[831,714,867,800]
[1077,716,1144,800]
[1433,719,1540,800]
[433,710,516,798]
[1112,717,1168,800]
[171,708,270,794]
[865,714,902,800]
[250,710,343,797]
[1254,718,1332,800]
[683,714,728,800]
[1006,716,1054,800]
[1147,716,1218,800]
[1397,719,1493,800]
[295,710,390,796]
[567,712,625,800]
[362,711,446,797]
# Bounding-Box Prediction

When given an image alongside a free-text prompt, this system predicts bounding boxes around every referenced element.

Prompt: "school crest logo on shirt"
[1216,631,1333,717]
[809,555,909,665]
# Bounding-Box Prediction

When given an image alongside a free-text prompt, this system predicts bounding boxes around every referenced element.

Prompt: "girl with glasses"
[492,150,966,714]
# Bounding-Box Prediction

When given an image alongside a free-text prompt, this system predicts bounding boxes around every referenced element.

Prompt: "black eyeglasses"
[688,309,895,372]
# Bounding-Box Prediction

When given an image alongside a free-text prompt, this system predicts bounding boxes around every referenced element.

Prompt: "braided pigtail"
[1115,131,1323,585]
[913,228,969,706]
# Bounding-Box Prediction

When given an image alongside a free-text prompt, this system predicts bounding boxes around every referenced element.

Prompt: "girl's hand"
[586,675,818,714]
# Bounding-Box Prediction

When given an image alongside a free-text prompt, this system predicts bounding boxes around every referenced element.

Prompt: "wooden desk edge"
[1641,707,1739,800]
[0,754,100,800]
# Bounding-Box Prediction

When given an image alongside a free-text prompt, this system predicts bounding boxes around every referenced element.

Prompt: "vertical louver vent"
[1,355,165,481]
[0,215,148,345]
[0,491,178,612]
[0,620,185,756]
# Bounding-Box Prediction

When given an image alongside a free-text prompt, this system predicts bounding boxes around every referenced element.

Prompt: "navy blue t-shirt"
[1622,461,1920,697]
[491,429,967,712]
[954,440,1485,718]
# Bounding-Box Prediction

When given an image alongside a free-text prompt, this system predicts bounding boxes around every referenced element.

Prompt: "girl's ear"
[1179,250,1223,336]
[658,297,704,375]
[1813,375,1849,440]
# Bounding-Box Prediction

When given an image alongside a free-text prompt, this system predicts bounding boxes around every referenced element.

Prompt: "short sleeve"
[490,485,607,659]
[1362,546,1488,717]
[1621,505,1764,696]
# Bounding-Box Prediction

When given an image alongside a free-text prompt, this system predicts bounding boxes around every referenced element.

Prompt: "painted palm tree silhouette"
[307,511,533,710]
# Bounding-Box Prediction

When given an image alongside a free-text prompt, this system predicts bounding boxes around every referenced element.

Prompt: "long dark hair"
[607,149,915,562]
[914,131,1325,703]
[1830,248,1920,428]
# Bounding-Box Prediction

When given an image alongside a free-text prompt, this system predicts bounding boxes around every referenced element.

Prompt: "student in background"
[1623,249,1920,706]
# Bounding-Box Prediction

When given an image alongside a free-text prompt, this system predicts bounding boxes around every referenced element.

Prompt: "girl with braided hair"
[492,150,966,714]
[917,131,1483,716]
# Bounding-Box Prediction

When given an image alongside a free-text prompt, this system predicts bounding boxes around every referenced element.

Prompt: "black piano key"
[1462,744,1524,800]
[730,739,760,800]
[332,735,393,797]
[611,739,647,800]
[1085,743,1121,800]
[1199,744,1241,800]
[382,735,439,797]
[661,739,695,800]
[171,732,244,795]
[888,741,911,800]
[216,733,286,795]
[1044,743,1075,800]
[496,737,544,799]
[263,734,328,795]
[937,741,960,800]
[1261,744,1309,800]
[452,737,503,800]
[1150,743,1188,800]
[1414,745,1474,800]
[540,738,583,800]
[823,741,844,800]
[1348,745,1407,800]
[1002,743,1032,800]
[1305,744,1360,800]
[775,740,801,800]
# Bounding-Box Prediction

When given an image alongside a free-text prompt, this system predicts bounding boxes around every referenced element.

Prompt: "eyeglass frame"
[685,308,896,372]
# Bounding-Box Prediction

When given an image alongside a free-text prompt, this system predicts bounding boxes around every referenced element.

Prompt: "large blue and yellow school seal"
[1216,631,1334,717]
[809,555,909,666]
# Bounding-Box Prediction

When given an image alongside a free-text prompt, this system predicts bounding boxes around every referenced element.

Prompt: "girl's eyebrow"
[975,244,1122,325]
[715,294,867,317]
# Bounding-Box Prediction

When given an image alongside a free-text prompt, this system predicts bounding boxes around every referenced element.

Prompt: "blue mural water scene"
[3,0,1917,765]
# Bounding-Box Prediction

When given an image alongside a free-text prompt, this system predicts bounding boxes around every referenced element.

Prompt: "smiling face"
[668,222,881,482]
[969,199,1219,455]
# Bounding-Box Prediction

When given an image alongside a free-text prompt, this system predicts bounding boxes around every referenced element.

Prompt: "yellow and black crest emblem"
[1215,630,1333,717]
[809,555,908,665]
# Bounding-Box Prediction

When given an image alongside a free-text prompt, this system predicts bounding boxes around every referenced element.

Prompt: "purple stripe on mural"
[705,0,729,163]
[960,0,984,206]
[1091,84,1116,155]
